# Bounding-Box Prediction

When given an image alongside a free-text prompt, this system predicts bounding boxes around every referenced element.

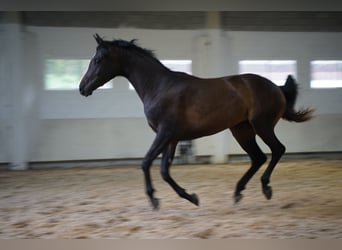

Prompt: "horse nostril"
[79,80,86,93]
[79,85,86,96]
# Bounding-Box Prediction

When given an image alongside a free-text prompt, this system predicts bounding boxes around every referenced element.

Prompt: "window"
[129,60,192,90]
[239,60,297,86]
[311,61,342,88]
[45,59,112,90]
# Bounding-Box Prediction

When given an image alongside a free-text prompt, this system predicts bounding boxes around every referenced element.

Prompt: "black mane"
[102,38,157,60]
[94,34,168,72]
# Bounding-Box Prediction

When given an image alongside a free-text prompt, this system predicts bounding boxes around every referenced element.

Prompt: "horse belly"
[181,102,247,140]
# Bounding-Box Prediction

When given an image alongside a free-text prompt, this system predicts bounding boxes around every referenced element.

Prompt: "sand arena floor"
[0,159,341,239]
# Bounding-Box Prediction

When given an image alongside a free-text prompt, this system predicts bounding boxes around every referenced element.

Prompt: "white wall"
[1,26,342,165]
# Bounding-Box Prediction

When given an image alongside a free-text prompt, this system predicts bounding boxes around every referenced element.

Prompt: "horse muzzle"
[79,80,93,97]
[80,88,93,97]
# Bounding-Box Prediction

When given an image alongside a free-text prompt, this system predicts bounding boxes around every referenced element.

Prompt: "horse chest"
[144,103,166,130]
[145,112,159,131]
[143,97,179,132]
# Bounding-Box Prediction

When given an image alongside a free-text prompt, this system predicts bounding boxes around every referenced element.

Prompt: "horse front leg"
[142,132,171,210]
[142,157,159,209]
[160,141,199,206]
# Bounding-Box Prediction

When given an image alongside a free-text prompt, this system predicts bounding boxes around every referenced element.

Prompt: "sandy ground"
[0,159,341,239]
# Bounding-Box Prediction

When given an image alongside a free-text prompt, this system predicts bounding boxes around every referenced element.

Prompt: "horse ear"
[130,39,138,44]
[93,33,104,45]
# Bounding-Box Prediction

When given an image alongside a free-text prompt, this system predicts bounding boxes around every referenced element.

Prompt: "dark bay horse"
[79,34,314,209]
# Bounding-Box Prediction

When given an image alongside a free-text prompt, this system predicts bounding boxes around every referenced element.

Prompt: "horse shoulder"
[143,89,180,131]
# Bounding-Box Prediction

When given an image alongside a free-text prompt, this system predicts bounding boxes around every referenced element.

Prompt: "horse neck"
[120,52,170,101]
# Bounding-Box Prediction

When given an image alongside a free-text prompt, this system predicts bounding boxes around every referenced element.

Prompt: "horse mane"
[94,34,167,71]
[98,37,158,61]
[112,39,156,59]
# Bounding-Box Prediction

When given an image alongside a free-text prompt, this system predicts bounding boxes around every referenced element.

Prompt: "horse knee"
[254,153,267,166]
[160,169,170,182]
[142,158,152,171]
[274,144,286,158]
[280,144,286,155]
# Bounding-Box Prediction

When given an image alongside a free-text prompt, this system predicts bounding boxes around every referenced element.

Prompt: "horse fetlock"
[235,182,246,193]
[145,186,155,196]
[150,197,160,210]
[234,193,243,204]
[261,176,270,187]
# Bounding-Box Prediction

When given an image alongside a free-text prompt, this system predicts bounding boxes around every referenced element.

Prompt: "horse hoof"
[151,197,160,210]
[263,186,273,200]
[234,193,243,204]
[190,193,199,206]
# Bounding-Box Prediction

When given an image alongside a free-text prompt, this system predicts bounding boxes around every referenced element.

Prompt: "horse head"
[79,34,122,96]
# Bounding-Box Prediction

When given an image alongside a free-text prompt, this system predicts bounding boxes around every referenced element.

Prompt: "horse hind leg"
[231,121,267,203]
[252,121,286,200]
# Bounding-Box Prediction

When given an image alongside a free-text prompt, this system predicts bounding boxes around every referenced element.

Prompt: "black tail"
[280,75,314,122]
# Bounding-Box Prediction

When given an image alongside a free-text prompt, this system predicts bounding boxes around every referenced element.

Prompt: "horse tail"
[280,75,314,122]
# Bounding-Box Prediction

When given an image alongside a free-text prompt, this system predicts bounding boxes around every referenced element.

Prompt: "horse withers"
[79,34,314,209]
